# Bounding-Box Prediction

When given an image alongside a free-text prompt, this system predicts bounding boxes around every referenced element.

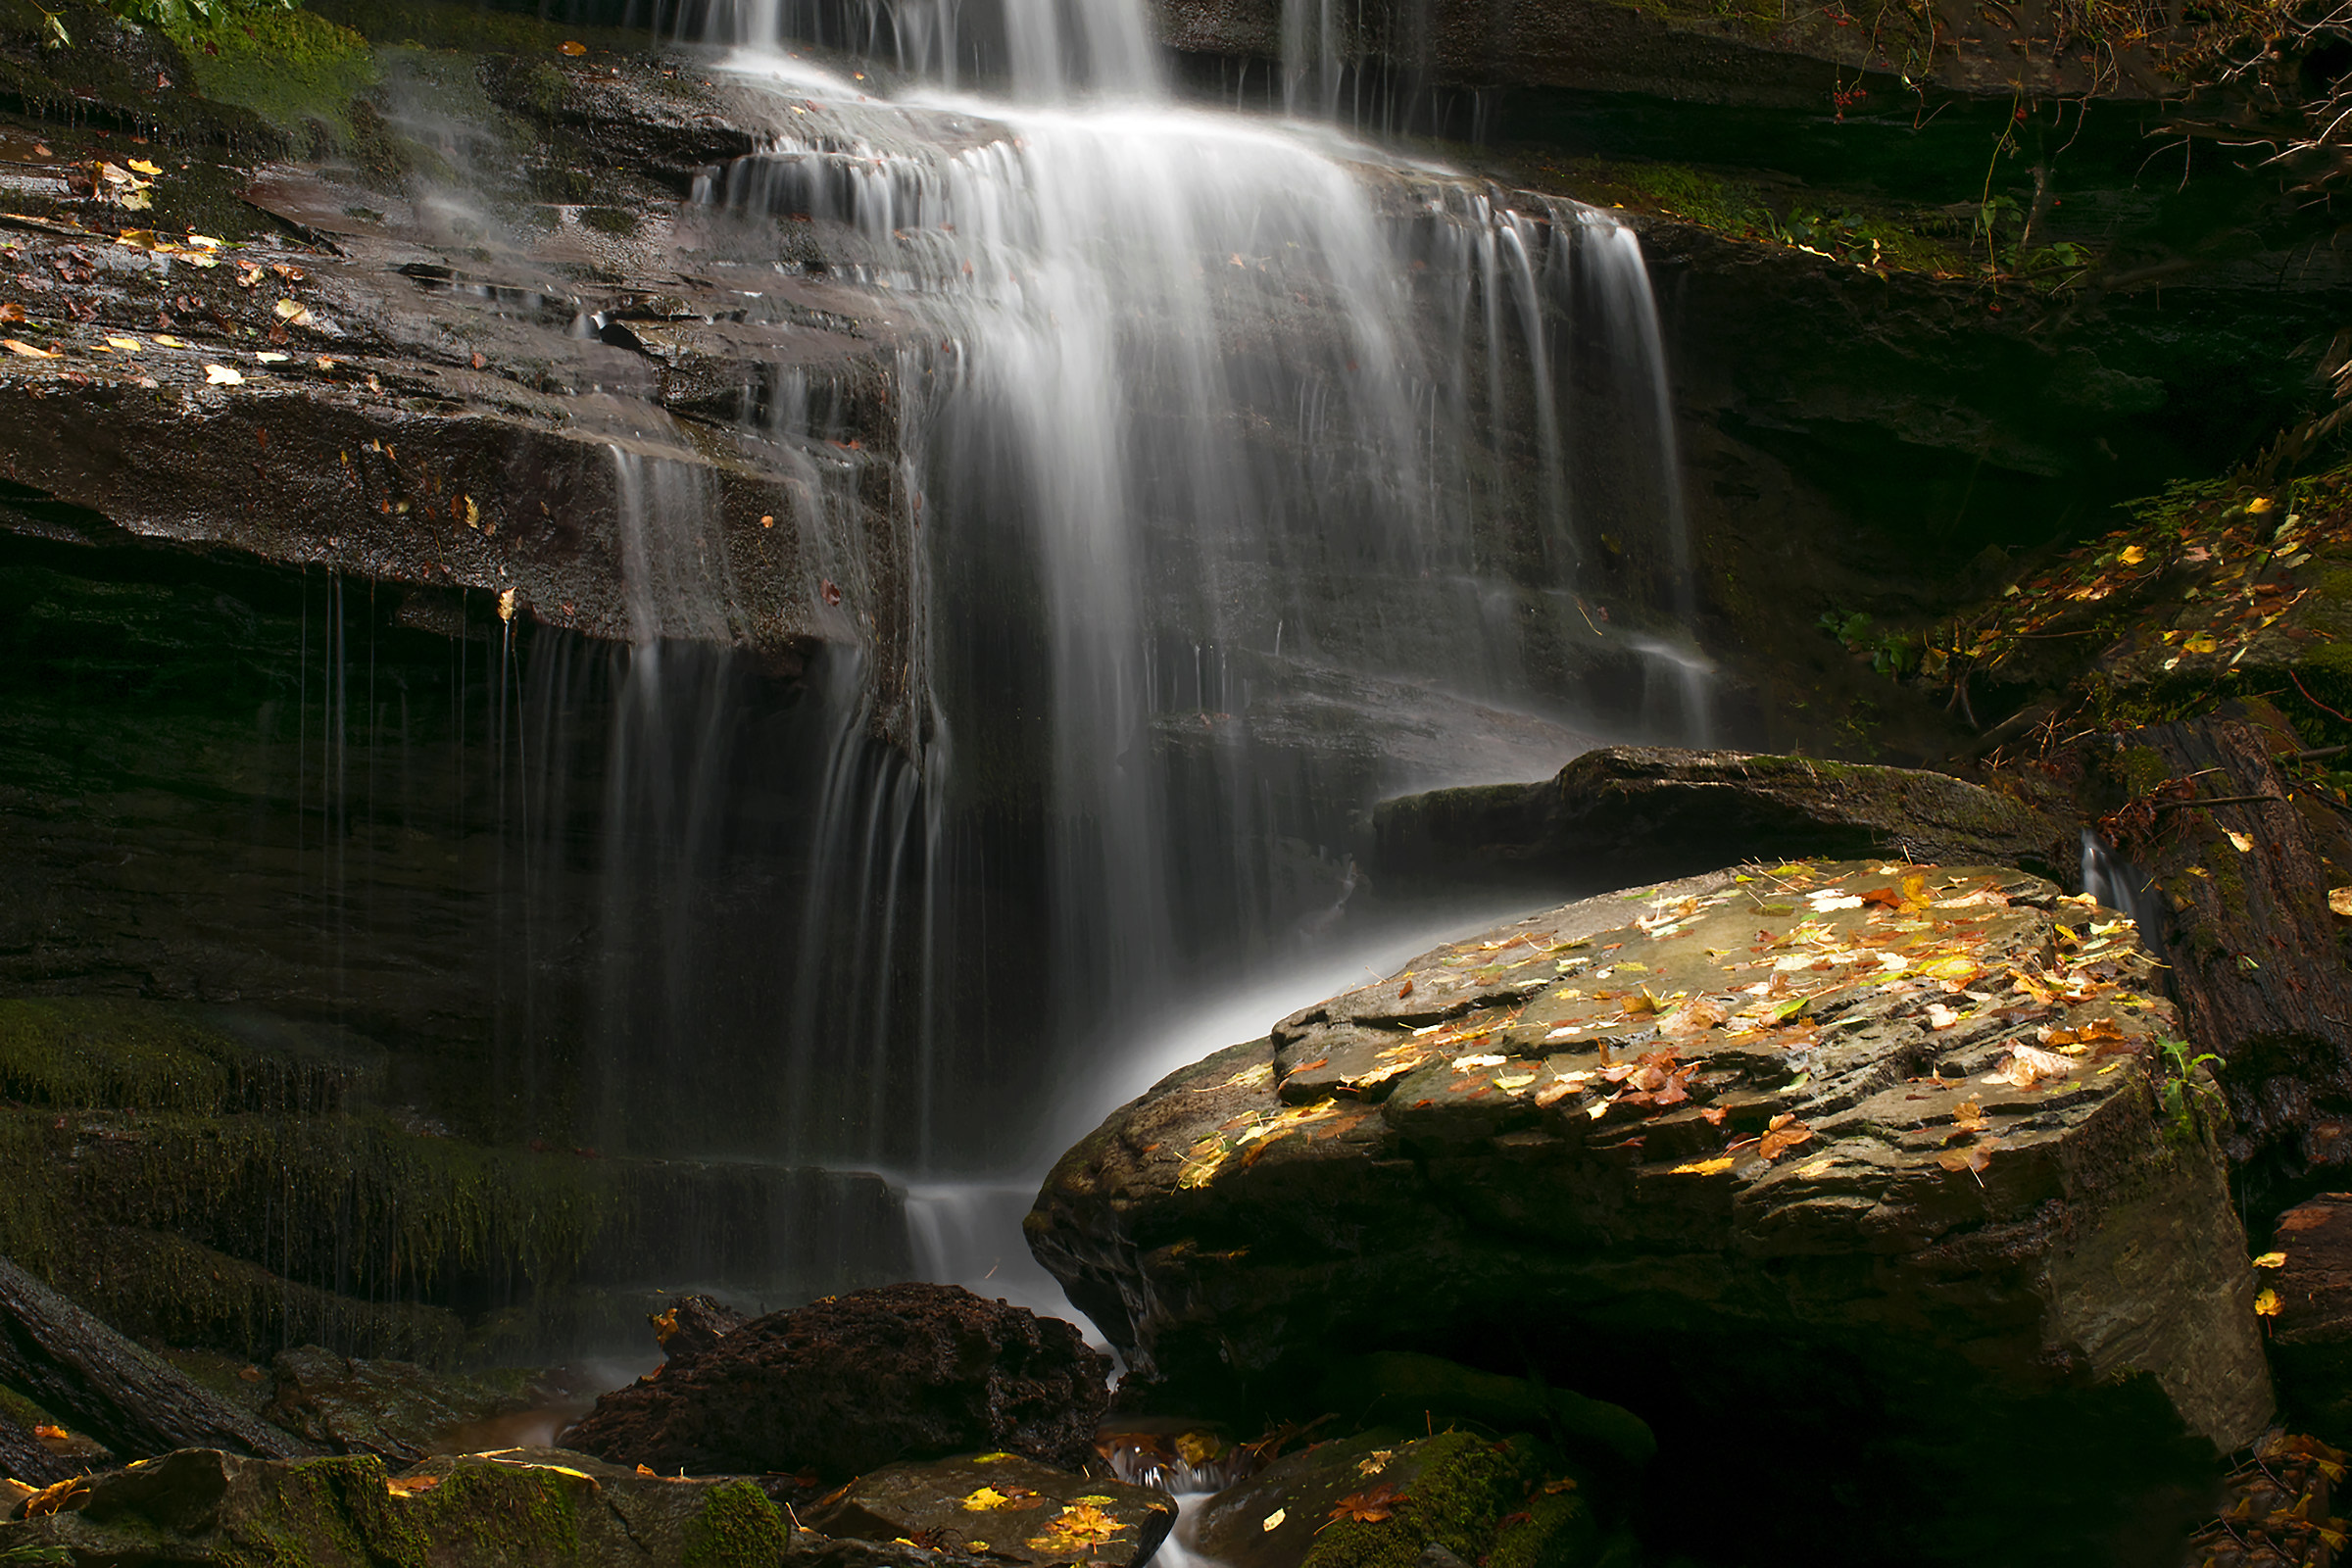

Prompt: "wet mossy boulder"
[0,1443,977,1566]
[560,1283,1112,1480]
[804,1451,1177,1567]
[1030,859,2272,1565]
[1192,1430,1606,1568]
[1371,747,2078,891]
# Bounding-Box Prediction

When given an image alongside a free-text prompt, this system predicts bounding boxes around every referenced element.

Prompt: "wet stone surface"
[1030,858,2276,1565]
[805,1451,1176,1568]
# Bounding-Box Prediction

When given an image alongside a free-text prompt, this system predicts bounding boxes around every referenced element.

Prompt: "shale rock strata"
[1031,858,2272,1564]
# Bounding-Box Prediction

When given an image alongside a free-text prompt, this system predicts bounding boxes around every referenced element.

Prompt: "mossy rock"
[167,5,377,142]
[1196,1431,1599,1568]
[0,998,383,1116]
[0,1445,905,1566]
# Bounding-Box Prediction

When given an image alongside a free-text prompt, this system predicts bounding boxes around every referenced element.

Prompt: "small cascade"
[2082,828,2168,955]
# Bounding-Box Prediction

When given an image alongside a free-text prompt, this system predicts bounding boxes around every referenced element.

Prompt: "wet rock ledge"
[1029,857,2274,1565]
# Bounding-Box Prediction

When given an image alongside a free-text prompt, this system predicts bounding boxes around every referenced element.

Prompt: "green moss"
[0,1000,230,1112]
[581,205,637,235]
[2116,747,2172,800]
[169,6,378,141]
[217,1453,426,1568]
[2206,836,2248,917]
[0,999,378,1117]
[1302,1433,1530,1568]
[683,1479,793,1568]
[309,0,646,57]
[412,1462,582,1560]
[1488,1490,1597,1568]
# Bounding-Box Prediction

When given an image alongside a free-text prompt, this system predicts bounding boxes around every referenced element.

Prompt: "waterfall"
[452,0,1720,1299]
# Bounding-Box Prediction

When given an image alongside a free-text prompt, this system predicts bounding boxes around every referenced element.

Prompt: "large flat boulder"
[1029,859,2272,1565]
[1371,746,2078,889]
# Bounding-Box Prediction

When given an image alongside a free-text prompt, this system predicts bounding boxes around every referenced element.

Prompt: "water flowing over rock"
[1029,858,2273,1563]
[2082,715,2352,1197]
[559,1282,1111,1479]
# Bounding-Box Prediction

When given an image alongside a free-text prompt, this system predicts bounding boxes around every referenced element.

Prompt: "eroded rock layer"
[1030,858,2273,1564]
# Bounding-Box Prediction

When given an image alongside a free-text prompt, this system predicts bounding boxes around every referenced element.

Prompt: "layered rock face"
[1030,858,2273,1564]
[1372,745,2078,888]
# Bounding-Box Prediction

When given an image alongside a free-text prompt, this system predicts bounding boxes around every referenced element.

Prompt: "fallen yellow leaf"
[2116,544,2146,565]
[2225,830,2252,853]
[127,158,161,175]
[204,364,244,385]
[2254,1251,2288,1269]
[1671,1155,1735,1176]
[560,38,587,54]
[105,336,141,353]
[2330,888,2352,918]
[1262,1509,1286,1532]
[2,338,60,359]
[2256,1288,2282,1318]
[2184,631,2220,655]
[151,335,188,348]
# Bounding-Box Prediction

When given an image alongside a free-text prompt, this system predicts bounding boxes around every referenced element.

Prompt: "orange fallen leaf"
[1328,1483,1408,1525]
[1758,1113,1812,1161]
[560,38,587,54]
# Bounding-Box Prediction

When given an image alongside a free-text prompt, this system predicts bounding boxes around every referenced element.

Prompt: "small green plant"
[2157,1038,2224,1138]
[1818,610,1924,678]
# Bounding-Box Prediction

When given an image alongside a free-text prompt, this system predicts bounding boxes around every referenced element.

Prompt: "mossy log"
[0,1254,318,1462]
[2102,716,2352,1188]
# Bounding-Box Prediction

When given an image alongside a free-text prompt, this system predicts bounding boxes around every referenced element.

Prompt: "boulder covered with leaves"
[560,1283,1111,1480]
[1371,746,2077,890]
[1030,858,2273,1566]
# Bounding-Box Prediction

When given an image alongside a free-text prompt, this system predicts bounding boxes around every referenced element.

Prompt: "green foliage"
[2156,1038,2223,1142]
[1819,609,1925,678]
[100,0,295,33]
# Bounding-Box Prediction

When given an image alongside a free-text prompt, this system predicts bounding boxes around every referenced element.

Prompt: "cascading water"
[517,0,1719,1333]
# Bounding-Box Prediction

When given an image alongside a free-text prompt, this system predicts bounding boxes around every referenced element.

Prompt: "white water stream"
[588,0,1715,1342]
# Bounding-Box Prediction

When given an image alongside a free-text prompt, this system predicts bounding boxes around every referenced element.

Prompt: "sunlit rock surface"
[1030,858,2273,1563]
